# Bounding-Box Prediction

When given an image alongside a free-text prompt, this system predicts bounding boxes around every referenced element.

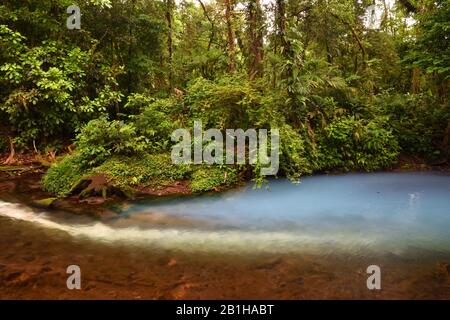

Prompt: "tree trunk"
[276,0,287,52]
[165,0,174,89]
[330,12,366,70]
[197,0,215,51]
[127,0,136,95]
[276,0,293,80]
[224,0,236,72]
[248,0,264,79]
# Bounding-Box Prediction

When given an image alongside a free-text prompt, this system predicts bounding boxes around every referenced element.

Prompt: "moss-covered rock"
[92,153,192,190]
[33,197,58,208]
[42,152,242,198]
[42,154,89,197]
[43,153,193,197]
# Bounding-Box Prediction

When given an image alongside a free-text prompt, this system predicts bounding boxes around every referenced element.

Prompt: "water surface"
[1,171,449,299]
[2,172,449,258]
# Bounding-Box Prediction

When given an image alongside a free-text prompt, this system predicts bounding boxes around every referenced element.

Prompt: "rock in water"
[33,197,58,208]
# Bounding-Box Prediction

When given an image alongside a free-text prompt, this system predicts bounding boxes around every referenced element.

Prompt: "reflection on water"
[1,172,450,258]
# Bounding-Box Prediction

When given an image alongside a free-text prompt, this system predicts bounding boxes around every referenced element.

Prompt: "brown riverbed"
[0,212,449,300]
[0,167,449,300]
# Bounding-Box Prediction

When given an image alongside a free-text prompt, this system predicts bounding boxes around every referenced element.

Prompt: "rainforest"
[0,0,449,301]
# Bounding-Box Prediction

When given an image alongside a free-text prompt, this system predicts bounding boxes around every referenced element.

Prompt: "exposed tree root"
[3,137,16,165]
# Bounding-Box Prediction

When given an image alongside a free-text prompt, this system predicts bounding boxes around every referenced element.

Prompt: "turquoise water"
[1,172,450,257]
[120,172,450,256]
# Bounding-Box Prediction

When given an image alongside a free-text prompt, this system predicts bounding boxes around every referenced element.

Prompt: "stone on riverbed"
[33,197,58,208]
[79,197,106,205]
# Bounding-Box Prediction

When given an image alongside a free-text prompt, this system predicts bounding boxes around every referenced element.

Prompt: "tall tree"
[165,0,174,89]
[197,0,216,51]
[275,0,293,81]
[224,0,237,72]
[247,0,264,79]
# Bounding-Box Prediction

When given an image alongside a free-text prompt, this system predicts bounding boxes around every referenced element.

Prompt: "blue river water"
[119,172,450,256]
[1,172,449,257]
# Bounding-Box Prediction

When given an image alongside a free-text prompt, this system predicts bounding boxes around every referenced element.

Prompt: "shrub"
[190,166,239,193]
[185,76,261,129]
[0,26,123,150]
[278,124,312,181]
[373,94,449,159]
[315,116,399,171]
[75,117,147,167]
[131,97,180,153]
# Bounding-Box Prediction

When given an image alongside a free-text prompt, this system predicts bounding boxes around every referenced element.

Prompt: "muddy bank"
[0,166,194,219]
[0,169,118,218]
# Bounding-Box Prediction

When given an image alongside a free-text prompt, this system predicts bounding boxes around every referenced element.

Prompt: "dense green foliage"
[373,93,449,158]
[314,116,399,171]
[1,0,449,197]
[190,166,239,193]
[407,0,450,82]
[76,117,147,167]
[92,154,191,189]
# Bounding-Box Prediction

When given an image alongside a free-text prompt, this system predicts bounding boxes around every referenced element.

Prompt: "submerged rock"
[33,197,58,208]
[79,197,106,205]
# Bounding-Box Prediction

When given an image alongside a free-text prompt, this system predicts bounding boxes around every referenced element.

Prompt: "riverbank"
[1,152,448,215]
